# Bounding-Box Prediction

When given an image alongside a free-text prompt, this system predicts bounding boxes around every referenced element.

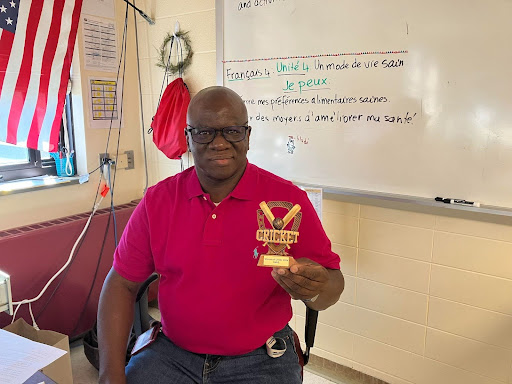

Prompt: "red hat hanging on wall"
[150,27,193,160]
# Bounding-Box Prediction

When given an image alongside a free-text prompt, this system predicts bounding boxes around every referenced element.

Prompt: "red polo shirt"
[113,162,340,355]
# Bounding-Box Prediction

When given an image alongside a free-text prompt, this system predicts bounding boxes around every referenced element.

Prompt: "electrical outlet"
[125,150,134,169]
[116,153,129,169]
[99,151,134,170]
[99,152,111,168]
[0,270,13,315]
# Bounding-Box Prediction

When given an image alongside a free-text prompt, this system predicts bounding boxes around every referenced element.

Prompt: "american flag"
[0,0,82,152]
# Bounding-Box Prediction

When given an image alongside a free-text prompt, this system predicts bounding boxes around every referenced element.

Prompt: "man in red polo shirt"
[98,86,344,384]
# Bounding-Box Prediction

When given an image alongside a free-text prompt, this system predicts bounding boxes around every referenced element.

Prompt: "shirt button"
[212,214,217,219]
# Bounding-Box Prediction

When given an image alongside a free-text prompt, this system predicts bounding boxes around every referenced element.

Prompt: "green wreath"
[156,30,193,76]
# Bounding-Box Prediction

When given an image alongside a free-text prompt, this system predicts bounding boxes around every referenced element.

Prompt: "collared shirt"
[113,162,340,355]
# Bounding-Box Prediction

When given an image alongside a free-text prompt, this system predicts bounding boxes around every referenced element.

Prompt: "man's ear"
[184,128,190,151]
[247,126,251,151]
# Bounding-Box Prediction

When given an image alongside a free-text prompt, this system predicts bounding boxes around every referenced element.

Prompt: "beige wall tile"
[358,249,430,293]
[323,212,359,247]
[141,94,154,129]
[155,0,214,18]
[310,349,355,372]
[435,216,512,242]
[333,243,356,276]
[289,314,296,332]
[291,298,303,316]
[428,297,512,349]
[356,278,428,324]
[323,199,359,217]
[296,314,305,330]
[360,205,435,229]
[147,24,170,60]
[353,335,424,383]
[353,307,425,354]
[318,302,357,333]
[156,160,182,179]
[148,56,167,96]
[350,362,415,384]
[425,328,512,382]
[353,335,504,384]
[359,219,433,261]
[182,52,217,93]
[433,231,512,280]
[418,358,505,384]
[135,21,150,59]
[340,275,355,304]
[138,58,152,96]
[430,265,512,315]
[314,323,354,359]
[151,11,216,57]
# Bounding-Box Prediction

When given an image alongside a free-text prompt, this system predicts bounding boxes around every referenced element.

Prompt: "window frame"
[0,93,76,183]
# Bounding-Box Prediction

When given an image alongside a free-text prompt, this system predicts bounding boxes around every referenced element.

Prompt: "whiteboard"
[218,0,512,208]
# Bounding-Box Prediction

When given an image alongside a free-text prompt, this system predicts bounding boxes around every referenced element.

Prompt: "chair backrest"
[303,306,319,365]
[132,274,320,368]
[133,273,159,337]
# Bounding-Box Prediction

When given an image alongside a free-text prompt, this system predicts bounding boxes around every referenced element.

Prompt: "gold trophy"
[256,201,302,268]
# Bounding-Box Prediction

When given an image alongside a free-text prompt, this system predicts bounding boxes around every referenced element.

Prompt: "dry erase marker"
[435,197,481,208]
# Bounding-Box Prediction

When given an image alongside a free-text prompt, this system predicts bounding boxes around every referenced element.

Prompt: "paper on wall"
[87,77,124,129]
[301,187,323,221]
[82,15,118,72]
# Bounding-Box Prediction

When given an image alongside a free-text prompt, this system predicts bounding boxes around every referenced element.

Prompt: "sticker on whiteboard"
[287,137,295,154]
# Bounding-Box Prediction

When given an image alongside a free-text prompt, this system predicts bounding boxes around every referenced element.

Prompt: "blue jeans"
[125,325,302,383]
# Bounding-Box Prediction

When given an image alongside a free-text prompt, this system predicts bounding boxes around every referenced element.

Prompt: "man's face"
[187,96,251,184]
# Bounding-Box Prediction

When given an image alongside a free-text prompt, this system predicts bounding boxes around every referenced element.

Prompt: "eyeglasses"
[186,125,250,144]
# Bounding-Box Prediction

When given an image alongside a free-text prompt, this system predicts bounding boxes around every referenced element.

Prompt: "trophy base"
[257,255,296,268]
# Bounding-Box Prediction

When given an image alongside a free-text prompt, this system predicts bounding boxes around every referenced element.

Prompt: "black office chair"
[132,273,320,370]
[132,273,159,337]
[303,306,319,365]
[86,273,319,375]
[83,273,159,370]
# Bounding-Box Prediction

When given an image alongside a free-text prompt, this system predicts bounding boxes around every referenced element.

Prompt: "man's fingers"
[290,263,328,282]
[272,270,318,299]
[280,274,318,296]
[274,266,325,290]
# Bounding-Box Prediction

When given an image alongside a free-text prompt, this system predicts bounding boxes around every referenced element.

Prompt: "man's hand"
[271,257,344,310]
[271,258,329,301]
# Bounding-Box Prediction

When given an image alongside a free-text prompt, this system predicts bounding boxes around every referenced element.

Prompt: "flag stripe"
[46,0,82,152]
[0,29,15,96]
[0,0,82,151]
[6,0,44,144]
[26,0,63,149]
[0,0,30,144]
[16,0,55,147]
[37,0,78,151]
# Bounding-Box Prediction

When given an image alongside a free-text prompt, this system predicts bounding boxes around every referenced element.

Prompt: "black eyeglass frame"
[186,124,251,144]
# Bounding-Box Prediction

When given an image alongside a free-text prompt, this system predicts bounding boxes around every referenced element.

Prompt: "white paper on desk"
[0,329,66,384]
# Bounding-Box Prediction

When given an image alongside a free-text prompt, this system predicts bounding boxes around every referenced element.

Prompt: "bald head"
[187,86,248,127]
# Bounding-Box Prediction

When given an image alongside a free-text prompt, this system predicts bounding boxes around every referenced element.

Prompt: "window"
[0,94,76,183]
